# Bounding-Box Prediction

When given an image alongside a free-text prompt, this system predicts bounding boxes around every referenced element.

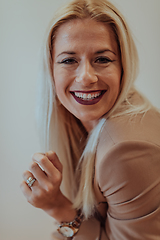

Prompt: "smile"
[70,90,106,105]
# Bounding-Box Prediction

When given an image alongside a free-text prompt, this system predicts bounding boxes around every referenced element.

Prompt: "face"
[53,18,122,132]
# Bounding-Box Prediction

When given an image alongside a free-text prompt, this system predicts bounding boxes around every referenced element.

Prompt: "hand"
[20,151,77,222]
[20,151,63,214]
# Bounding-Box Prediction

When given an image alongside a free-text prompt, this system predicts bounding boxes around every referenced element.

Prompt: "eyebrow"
[96,49,116,55]
[57,51,76,57]
[57,49,116,57]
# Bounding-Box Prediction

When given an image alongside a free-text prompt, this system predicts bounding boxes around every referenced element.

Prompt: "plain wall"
[0,0,159,240]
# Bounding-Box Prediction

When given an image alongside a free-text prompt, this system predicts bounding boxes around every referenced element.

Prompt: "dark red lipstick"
[70,90,106,105]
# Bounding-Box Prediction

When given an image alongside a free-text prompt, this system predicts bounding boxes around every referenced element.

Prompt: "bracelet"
[57,209,84,237]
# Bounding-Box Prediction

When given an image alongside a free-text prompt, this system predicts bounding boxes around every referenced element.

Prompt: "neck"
[81,120,98,133]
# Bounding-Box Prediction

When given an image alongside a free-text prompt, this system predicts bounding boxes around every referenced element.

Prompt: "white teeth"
[74,91,102,100]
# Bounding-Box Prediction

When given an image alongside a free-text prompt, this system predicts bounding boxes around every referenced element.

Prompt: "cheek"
[111,66,121,90]
[54,72,72,107]
[54,67,74,89]
[112,76,121,91]
[54,83,67,105]
[54,79,65,104]
[104,72,121,91]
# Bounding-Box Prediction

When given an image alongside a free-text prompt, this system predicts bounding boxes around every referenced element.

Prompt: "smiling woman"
[20,0,160,239]
[53,18,122,131]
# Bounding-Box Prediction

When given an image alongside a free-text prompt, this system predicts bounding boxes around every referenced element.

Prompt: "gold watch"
[57,210,84,237]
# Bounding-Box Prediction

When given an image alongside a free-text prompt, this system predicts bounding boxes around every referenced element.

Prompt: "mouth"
[70,90,106,105]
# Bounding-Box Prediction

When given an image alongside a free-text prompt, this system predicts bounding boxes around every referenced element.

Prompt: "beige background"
[0,0,159,239]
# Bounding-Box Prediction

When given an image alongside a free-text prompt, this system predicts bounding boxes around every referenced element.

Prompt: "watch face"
[59,226,74,237]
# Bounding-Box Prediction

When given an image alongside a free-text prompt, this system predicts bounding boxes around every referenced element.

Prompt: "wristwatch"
[57,210,84,237]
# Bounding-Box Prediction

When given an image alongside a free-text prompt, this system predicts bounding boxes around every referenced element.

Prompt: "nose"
[75,61,98,86]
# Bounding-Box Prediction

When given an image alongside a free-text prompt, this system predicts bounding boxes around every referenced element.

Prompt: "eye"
[95,57,113,64]
[59,58,78,65]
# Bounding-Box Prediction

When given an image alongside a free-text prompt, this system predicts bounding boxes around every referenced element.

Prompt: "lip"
[70,90,106,105]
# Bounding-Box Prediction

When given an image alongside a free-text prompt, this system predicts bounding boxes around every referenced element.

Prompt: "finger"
[20,180,32,198]
[45,151,63,173]
[29,161,48,187]
[32,153,61,179]
[35,153,45,171]
[22,170,37,188]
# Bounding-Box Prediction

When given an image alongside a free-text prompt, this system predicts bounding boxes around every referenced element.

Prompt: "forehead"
[53,18,118,53]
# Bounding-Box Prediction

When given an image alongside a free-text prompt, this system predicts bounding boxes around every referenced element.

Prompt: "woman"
[20,0,160,239]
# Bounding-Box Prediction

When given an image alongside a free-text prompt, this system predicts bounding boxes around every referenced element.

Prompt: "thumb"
[45,151,63,173]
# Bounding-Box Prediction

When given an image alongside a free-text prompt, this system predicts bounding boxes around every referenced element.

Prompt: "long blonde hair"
[36,0,152,218]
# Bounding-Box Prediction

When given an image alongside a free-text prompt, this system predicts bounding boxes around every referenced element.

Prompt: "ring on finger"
[26,176,36,187]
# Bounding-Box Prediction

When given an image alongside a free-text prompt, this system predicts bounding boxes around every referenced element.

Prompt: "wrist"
[44,192,77,223]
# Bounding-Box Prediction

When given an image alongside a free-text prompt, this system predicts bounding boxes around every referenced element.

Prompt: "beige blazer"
[53,107,160,240]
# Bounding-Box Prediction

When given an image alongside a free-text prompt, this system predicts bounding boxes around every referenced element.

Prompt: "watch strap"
[57,209,84,237]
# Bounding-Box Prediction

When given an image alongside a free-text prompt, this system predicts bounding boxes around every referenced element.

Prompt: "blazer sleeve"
[96,141,160,239]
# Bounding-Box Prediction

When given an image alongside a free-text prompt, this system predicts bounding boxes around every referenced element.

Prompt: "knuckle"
[46,150,55,156]
[45,183,53,193]
[52,152,58,159]
[29,161,37,171]
[52,152,57,158]
[32,152,45,161]
[39,156,48,166]
[31,153,39,161]
[53,172,62,184]
[46,151,57,160]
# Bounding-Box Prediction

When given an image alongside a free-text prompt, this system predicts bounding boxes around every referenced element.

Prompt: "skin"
[20,18,122,224]
[53,18,122,132]
[20,151,77,222]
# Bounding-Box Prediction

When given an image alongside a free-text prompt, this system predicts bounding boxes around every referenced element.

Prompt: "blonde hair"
[36,0,152,218]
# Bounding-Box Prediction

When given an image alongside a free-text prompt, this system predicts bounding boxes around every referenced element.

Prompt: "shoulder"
[96,108,160,187]
[95,140,160,219]
[96,140,160,183]
[95,107,160,201]
[96,107,160,160]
